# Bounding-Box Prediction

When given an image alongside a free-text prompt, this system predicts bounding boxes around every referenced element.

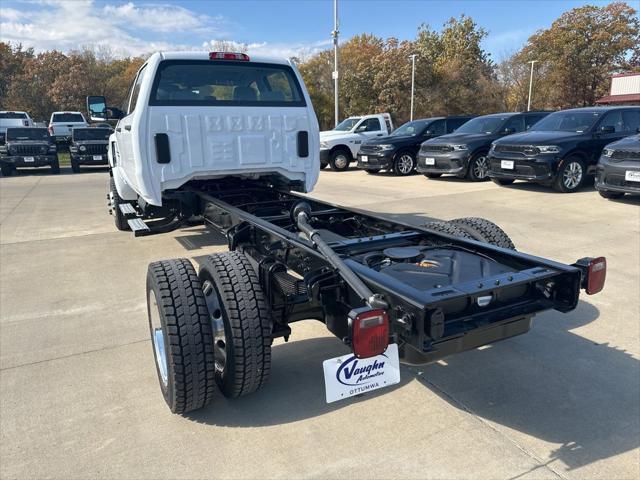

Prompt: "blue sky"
[0,0,623,59]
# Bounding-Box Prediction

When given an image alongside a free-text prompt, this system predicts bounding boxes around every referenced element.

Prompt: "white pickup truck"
[319,113,393,171]
[48,111,88,143]
[0,111,33,142]
[87,51,318,230]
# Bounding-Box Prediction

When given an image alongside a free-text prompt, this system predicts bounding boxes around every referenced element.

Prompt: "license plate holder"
[501,160,514,170]
[24,156,34,163]
[424,157,435,165]
[625,170,640,182]
[361,155,368,163]
[93,155,102,161]
[322,344,400,403]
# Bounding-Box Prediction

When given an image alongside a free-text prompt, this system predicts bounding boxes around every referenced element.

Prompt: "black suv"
[416,111,551,181]
[488,107,640,192]
[69,127,112,173]
[0,127,59,176]
[356,116,474,176]
[595,134,640,199]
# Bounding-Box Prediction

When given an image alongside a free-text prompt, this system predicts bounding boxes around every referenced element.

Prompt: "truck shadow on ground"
[187,300,639,472]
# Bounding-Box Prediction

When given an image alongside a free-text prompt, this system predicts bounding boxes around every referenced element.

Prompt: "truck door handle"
[115,127,121,132]
[124,125,131,131]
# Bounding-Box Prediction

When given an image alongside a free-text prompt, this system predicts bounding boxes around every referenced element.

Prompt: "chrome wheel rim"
[334,154,348,170]
[473,156,489,179]
[202,280,227,376]
[398,154,414,174]
[563,161,583,190]
[149,290,168,387]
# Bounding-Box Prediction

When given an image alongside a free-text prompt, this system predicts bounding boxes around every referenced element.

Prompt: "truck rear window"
[0,112,27,119]
[6,128,49,141]
[149,60,306,107]
[52,113,85,123]
[73,128,111,141]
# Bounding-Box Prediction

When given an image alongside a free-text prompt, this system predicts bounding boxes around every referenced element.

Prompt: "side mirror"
[355,125,367,133]
[600,125,615,134]
[87,95,108,121]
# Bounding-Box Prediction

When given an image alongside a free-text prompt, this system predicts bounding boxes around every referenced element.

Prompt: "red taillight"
[209,52,250,61]
[48,126,53,135]
[586,256,606,295]
[349,308,389,359]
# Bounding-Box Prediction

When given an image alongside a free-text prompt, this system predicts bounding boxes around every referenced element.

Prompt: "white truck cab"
[89,51,319,214]
[319,113,393,171]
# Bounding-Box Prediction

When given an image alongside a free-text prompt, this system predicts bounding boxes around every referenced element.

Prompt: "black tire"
[109,177,130,231]
[329,148,351,171]
[50,158,60,174]
[71,159,80,173]
[320,162,328,170]
[146,259,217,414]
[1,164,14,176]
[392,151,416,176]
[554,156,586,193]
[598,190,624,199]
[467,152,490,181]
[491,178,515,186]
[423,220,474,239]
[198,252,272,399]
[451,217,516,250]
[366,169,381,174]
[423,173,442,178]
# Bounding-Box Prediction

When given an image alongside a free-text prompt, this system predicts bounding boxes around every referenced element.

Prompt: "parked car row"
[0,113,111,176]
[320,106,639,198]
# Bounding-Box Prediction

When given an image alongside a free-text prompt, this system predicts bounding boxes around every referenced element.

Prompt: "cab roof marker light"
[209,52,250,61]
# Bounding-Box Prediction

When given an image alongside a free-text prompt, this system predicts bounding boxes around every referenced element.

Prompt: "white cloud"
[202,39,332,61]
[0,0,230,56]
[102,2,224,34]
[0,7,25,21]
[0,0,329,60]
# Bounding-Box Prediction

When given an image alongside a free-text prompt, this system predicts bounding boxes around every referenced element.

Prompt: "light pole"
[409,54,417,121]
[332,0,340,127]
[527,60,538,111]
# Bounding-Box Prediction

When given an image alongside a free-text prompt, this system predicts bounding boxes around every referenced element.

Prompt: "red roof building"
[596,72,640,105]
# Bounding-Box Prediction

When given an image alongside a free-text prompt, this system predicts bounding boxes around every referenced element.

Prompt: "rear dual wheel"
[424,218,515,250]
[146,253,272,414]
[451,217,516,250]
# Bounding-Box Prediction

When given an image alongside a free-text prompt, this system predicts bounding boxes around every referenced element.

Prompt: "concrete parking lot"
[1,167,638,479]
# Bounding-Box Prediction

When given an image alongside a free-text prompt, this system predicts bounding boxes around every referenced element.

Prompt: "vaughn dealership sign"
[322,344,401,403]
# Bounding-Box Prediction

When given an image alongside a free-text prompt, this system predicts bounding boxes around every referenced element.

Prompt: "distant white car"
[0,111,33,141]
[319,113,394,171]
[48,111,88,143]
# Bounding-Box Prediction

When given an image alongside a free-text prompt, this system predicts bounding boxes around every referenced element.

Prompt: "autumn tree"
[513,2,640,108]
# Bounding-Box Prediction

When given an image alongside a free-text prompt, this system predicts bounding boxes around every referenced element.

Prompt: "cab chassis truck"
[89,52,606,414]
